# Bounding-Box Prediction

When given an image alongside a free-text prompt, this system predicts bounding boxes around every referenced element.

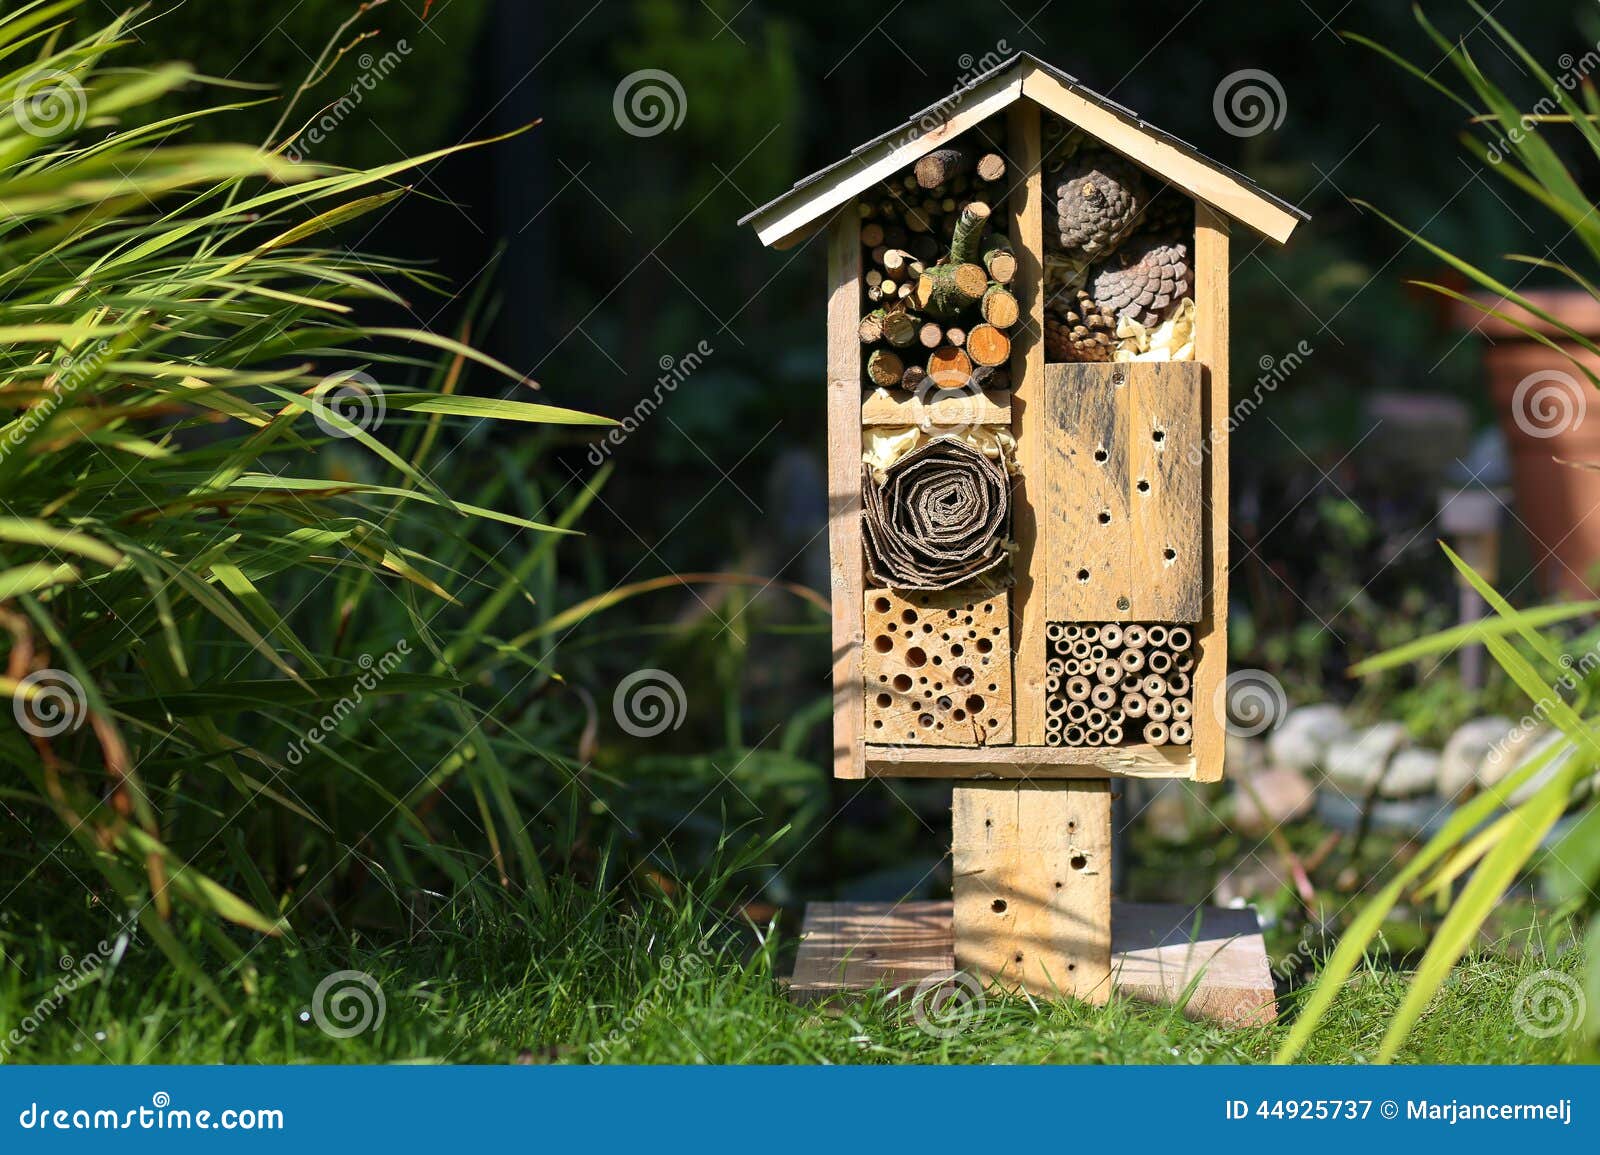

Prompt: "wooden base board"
[788,900,1276,1027]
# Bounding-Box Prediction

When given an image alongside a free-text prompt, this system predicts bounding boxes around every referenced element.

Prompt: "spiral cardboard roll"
[862,435,1010,592]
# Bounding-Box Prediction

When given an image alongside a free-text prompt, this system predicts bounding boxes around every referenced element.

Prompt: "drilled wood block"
[863,588,1013,745]
[951,780,1111,1002]
[1043,361,1202,625]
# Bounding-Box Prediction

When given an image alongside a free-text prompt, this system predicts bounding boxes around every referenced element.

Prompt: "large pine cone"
[1045,289,1117,363]
[1090,233,1191,328]
[1047,153,1146,259]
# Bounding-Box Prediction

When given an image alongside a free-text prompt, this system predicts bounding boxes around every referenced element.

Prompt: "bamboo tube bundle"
[1042,620,1200,747]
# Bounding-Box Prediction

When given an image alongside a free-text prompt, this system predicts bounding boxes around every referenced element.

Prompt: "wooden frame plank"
[1019,63,1300,244]
[826,209,865,780]
[864,742,1194,779]
[1007,99,1048,748]
[1128,361,1203,621]
[860,386,1010,427]
[952,780,1112,1002]
[750,74,1024,247]
[1193,206,1230,784]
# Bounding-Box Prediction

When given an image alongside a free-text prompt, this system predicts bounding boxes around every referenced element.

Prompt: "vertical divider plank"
[1193,206,1230,784]
[827,208,865,779]
[1007,98,1047,747]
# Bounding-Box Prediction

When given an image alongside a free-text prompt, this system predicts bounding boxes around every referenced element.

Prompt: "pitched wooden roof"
[739,52,1307,249]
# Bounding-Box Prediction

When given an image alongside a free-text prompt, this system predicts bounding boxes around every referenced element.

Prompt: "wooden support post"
[1007,97,1047,748]
[1193,206,1230,784]
[951,779,1112,1002]
[826,209,865,779]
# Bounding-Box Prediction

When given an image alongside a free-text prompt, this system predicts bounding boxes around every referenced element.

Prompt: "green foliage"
[0,1,613,1001]
[0,856,1585,1064]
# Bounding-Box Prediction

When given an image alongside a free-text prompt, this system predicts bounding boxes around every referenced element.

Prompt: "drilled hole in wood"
[873,597,892,613]
[1117,596,1131,611]
[876,693,892,708]
[1137,478,1151,494]
[873,634,893,653]
[1093,447,1108,464]
[1163,547,1176,564]
[1152,428,1165,444]
[1014,952,1024,964]
[1076,568,1090,583]
[1097,510,1111,525]
[1067,821,1077,832]
[905,646,927,667]
[966,694,985,714]
[937,696,953,710]
[892,674,912,692]
[918,712,935,727]
[1071,854,1089,871]
[950,643,964,657]
[991,899,1007,914]
[901,609,918,625]
[976,637,993,654]
[953,665,975,686]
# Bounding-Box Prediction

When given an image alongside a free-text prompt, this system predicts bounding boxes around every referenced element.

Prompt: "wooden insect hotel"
[740,53,1306,1023]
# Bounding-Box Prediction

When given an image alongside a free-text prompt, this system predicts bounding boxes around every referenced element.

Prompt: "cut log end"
[926,345,974,391]
[966,323,1012,368]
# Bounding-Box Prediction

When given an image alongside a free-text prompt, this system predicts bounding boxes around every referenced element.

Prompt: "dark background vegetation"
[104,0,1598,907]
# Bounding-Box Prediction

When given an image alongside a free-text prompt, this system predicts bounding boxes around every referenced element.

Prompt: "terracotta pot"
[1460,289,1600,599]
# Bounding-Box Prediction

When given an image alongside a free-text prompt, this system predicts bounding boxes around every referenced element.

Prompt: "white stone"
[1232,765,1316,834]
[1267,703,1351,773]
[1438,716,1516,800]
[1480,726,1581,806]
[1379,747,1441,798]
[1324,722,1408,793]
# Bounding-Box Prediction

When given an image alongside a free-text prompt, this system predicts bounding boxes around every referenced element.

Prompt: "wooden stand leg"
[951,779,1112,1002]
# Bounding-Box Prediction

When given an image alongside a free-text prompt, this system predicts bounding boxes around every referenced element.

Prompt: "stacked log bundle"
[855,137,1019,394]
[1039,116,1197,365]
[1043,622,1196,747]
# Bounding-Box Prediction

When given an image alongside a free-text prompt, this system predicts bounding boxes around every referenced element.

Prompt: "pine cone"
[1047,153,1146,259]
[1090,233,1191,328]
[1045,289,1117,363]
[1136,186,1194,237]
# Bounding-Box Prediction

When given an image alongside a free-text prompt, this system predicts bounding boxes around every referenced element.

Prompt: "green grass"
[1,862,1588,1065]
